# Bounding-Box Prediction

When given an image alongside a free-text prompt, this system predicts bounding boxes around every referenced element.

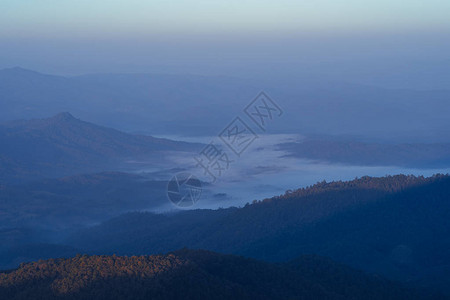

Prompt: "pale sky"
[1,0,450,37]
[1,0,449,81]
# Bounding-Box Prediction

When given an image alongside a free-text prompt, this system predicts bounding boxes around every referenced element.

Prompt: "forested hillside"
[0,249,440,300]
[67,175,450,293]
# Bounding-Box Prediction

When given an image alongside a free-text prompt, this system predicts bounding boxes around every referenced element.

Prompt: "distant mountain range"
[1,67,450,141]
[0,67,256,136]
[0,112,200,183]
[0,249,440,300]
[279,137,450,168]
[63,175,450,294]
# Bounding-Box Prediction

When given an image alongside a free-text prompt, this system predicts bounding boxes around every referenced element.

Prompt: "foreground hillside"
[67,175,450,293]
[0,249,439,300]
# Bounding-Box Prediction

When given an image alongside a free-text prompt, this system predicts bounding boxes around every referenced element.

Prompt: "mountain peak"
[0,67,41,75]
[51,112,77,122]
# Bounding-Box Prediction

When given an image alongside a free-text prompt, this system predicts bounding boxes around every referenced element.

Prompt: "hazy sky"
[1,0,450,87]
[1,0,450,37]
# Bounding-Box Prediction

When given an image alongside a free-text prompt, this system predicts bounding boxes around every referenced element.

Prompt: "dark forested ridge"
[0,249,441,300]
[66,174,450,294]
